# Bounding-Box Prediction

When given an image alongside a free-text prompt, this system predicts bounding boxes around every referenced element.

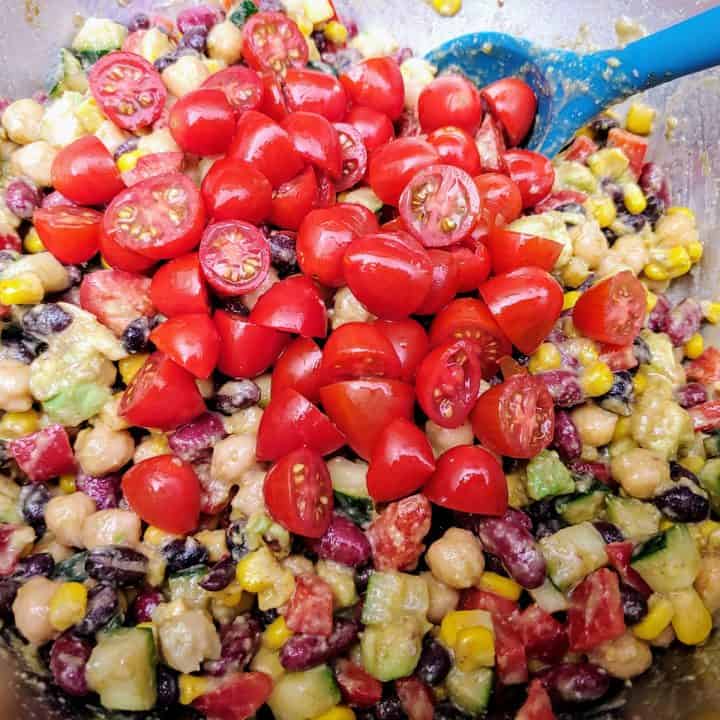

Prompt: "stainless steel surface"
[1,0,720,717]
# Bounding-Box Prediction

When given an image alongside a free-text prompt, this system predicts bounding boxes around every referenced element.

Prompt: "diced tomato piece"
[367,494,432,571]
[285,574,334,637]
[475,114,507,173]
[567,568,625,652]
[533,189,587,214]
[193,672,273,720]
[494,618,528,685]
[335,660,382,707]
[687,347,720,384]
[516,679,557,720]
[396,678,435,720]
[149,314,221,379]
[518,605,568,663]
[561,135,598,163]
[122,152,184,186]
[690,400,720,432]
[605,542,652,597]
[598,343,638,372]
[460,588,519,617]
[0,525,36,576]
[8,425,76,483]
[607,128,648,177]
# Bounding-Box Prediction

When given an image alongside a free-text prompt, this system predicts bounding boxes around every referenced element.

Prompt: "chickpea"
[138,128,181,155]
[571,403,618,447]
[211,434,257,487]
[2,99,44,145]
[656,212,699,249]
[45,492,97,548]
[34,533,73,563]
[426,528,485,589]
[631,394,693,460]
[96,393,131,431]
[74,424,134,477]
[571,219,608,269]
[608,233,649,275]
[10,141,58,187]
[162,55,210,98]
[224,406,263,436]
[425,420,474,458]
[0,360,32,411]
[243,267,279,311]
[282,554,315,577]
[230,467,267,519]
[610,448,671,499]
[81,509,142,550]
[331,286,374,329]
[695,552,720,613]
[95,120,129,155]
[5,252,70,293]
[12,576,59,645]
[157,608,221,673]
[588,631,652,679]
[421,571,459,623]
[207,21,244,65]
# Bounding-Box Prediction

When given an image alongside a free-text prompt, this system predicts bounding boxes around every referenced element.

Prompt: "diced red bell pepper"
[460,588,519,618]
[494,617,528,685]
[284,574,335,637]
[475,114,507,173]
[690,400,720,432]
[534,189,587,214]
[335,659,382,707]
[561,135,598,163]
[9,424,76,483]
[567,568,626,652]
[518,605,568,663]
[599,343,638,372]
[396,677,435,720]
[516,679,557,720]
[606,541,652,597]
[607,128,648,178]
[687,347,720,385]
[193,672,273,720]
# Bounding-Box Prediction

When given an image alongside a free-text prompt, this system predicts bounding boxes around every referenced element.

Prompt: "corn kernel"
[613,416,632,441]
[324,20,348,44]
[633,595,674,640]
[214,580,246,608]
[439,610,492,647]
[685,333,704,360]
[670,587,712,645]
[646,290,658,313]
[431,0,462,16]
[687,240,704,263]
[625,103,656,136]
[586,196,617,228]
[528,343,562,374]
[203,58,225,74]
[563,291,581,311]
[477,572,522,602]
[0,274,44,305]
[296,14,314,37]
[179,674,211,705]
[581,361,614,397]
[59,474,77,494]
[699,520,720,540]
[679,455,705,475]
[48,582,88,631]
[633,370,648,395]
[623,182,647,215]
[74,97,106,133]
[702,301,720,325]
[659,519,674,531]
[577,341,599,367]
[303,0,334,24]
[575,126,594,139]
[119,354,149,384]
[0,410,40,439]
[666,206,695,219]
[643,263,670,282]
[313,707,356,720]
[561,256,591,288]
[455,626,495,671]
[143,525,179,546]
[263,616,294,650]
[23,228,45,254]
[236,547,280,593]
[116,149,145,174]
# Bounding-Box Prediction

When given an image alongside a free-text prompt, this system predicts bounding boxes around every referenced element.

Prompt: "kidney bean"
[631,336,650,367]
[130,587,164,624]
[552,410,582,460]
[280,618,360,671]
[50,633,92,697]
[156,666,180,707]
[416,636,451,686]
[676,383,708,409]
[666,298,702,346]
[538,370,584,408]
[41,191,79,209]
[180,26,208,52]
[20,484,50,535]
[215,380,261,415]
[539,662,611,704]
[639,162,671,206]
[76,583,119,636]
[593,521,624,544]
[310,514,371,567]
[85,546,148,586]
[127,12,151,32]
[620,582,648,625]
[568,460,613,487]
[5,178,42,219]
[76,472,121,510]
[648,294,671,333]
[268,230,299,276]
[168,412,227,463]
[374,697,405,720]
[226,520,251,561]
[205,614,262,676]
[477,511,546,589]
[13,553,54,581]
[177,4,223,33]
[0,579,19,615]
[113,137,140,161]
[654,485,710,522]
[200,556,236,592]
[162,537,209,574]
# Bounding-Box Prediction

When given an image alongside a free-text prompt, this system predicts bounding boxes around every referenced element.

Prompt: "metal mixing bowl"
[1,0,720,717]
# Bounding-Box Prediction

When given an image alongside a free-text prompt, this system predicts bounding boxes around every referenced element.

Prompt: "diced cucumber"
[528,578,569,613]
[699,458,720,512]
[361,618,423,681]
[555,488,608,525]
[539,522,608,591]
[631,524,700,593]
[53,551,89,582]
[49,49,88,98]
[229,0,259,27]
[605,495,660,542]
[327,457,370,497]
[168,566,210,609]
[85,628,157,711]
[526,450,575,500]
[553,160,600,194]
[703,433,720,459]
[334,492,373,525]
[0,478,21,524]
[40,92,86,148]
[250,646,285,683]
[361,571,429,625]
[446,667,494,715]
[72,18,127,56]
[268,665,340,720]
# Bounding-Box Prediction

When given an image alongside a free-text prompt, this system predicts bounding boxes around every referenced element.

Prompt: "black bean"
[268,230,299,276]
[255,608,279,629]
[128,12,151,31]
[200,556,236,591]
[13,553,54,581]
[280,618,359,671]
[154,53,180,73]
[615,211,647,233]
[226,521,250,561]
[76,583,119,636]
[620,582,648,625]
[669,461,699,484]
[113,137,140,161]
[540,662,611,704]
[598,371,634,416]
[643,195,665,226]
[121,316,153,354]
[589,115,619,142]
[632,335,651,366]
[525,499,565,540]
[354,564,373,594]
[21,484,50,535]
[555,202,586,215]
[219,298,250,315]
[593,521,624,544]
[416,636,451,686]
[653,485,710,522]
[163,537,209,574]
[156,666,179,707]
[0,579,19,615]
[311,29,329,54]
[374,696,405,720]
[85,546,148,586]
[205,614,262,676]
[215,379,261,414]
[0,328,41,364]
[180,26,209,52]
[433,703,469,720]
[22,303,72,337]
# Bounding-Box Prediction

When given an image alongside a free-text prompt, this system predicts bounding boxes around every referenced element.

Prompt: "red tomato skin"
[335,660,383,708]
[687,347,720,385]
[272,337,324,404]
[487,228,562,274]
[460,588,519,617]
[608,127,648,177]
[340,57,404,121]
[396,678,435,720]
[419,75,483,134]
[367,418,435,502]
[345,105,394,154]
[227,111,305,188]
[150,253,210,317]
[333,123,369,192]
[516,680,557,720]
[264,446,333,538]
[423,445,507,515]
[282,111,343,178]
[480,267,563,355]
[319,378,415,460]
[373,318,429,383]
[34,207,103,265]
[606,541,653,597]
[414,250,459,315]
[99,226,156,273]
[202,65,264,115]
[518,605,569,663]
[214,310,290,378]
[427,126,482,176]
[503,150,556,208]
[481,77,537,147]
[285,574,334,636]
[368,138,440,206]
[533,189,587,214]
[249,275,327,338]
[451,242,492,293]
[8,425,76,483]
[561,135,598,163]
[475,113,507,173]
[201,159,272,224]
[80,269,154,336]
[689,400,720,432]
[283,68,348,121]
[193,673,273,720]
[474,172,524,228]
[599,343,638,372]
[269,166,319,231]
[149,314,220,379]
[241,12,308,74]
[51,136,124,206]
[169,88,236,156]
[122,455,201,534]
[121,152,184,187]
[259,71,289,121]
[343,231,434,319]
[256,387,345,461]
[572,270,646,346]
[568,569,626,652]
